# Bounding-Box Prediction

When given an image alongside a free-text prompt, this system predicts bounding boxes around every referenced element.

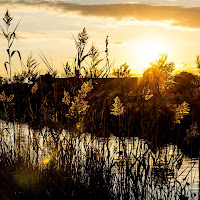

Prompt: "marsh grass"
[0,60,199,199]
[1,10,23,82]
[0,72,199,199]
[0,119,198,200]
[0,10,199,200]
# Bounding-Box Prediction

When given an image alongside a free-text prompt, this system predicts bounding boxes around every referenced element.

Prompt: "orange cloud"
[0,1,200,28]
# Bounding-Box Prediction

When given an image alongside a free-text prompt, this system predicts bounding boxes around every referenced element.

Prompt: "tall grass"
[0,10,199,200]
[0,95,198,199]
[1,10,22,82]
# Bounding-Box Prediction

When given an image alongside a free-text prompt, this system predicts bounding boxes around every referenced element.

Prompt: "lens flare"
[42,157,50,165]
[42,147,59,165]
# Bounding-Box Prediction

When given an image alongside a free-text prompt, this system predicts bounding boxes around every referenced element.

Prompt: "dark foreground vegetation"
[1,71,200,149]
[0,10,199,200]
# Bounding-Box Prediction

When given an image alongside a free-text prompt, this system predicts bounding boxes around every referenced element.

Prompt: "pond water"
[0,120,199,199]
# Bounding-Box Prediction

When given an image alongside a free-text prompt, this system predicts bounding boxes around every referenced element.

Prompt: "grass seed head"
[3,9,13,28]
[110,96,125,116]
[174,101,190,124]
[62,89,70,105]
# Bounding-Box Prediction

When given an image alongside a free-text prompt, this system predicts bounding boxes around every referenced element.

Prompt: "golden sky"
[0,0,200,77]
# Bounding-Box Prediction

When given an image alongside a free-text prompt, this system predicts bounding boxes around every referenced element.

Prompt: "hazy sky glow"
[0,0,200,77]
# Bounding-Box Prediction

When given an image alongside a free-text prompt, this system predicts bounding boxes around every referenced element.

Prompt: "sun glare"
[136,39,168,68]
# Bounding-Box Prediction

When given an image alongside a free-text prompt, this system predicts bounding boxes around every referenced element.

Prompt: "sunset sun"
[136,39,168,67]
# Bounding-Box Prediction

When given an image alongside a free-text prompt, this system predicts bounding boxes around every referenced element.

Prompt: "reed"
[0,10,199,200]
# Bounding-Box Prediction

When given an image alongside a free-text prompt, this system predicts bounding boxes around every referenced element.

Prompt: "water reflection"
[0,120,199,199]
